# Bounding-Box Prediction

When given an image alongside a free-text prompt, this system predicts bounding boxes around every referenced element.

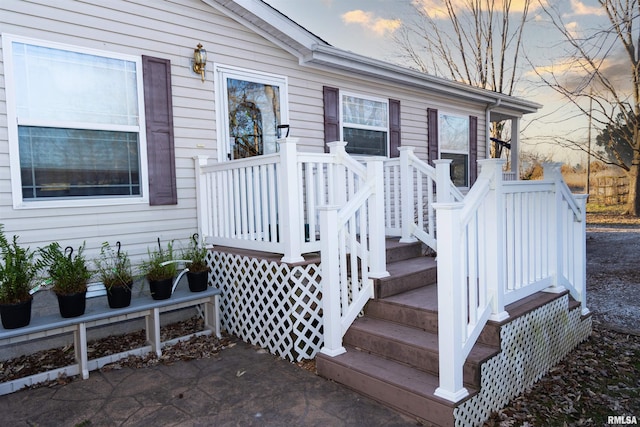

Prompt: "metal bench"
[0,279,221,395]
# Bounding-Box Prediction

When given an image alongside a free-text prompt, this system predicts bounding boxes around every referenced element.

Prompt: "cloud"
[530,50,632,94]
[341,10,401,36]
[411,0,541,19]
[566,21,580,38]
[569,0,605,16]
[529,59,580,77]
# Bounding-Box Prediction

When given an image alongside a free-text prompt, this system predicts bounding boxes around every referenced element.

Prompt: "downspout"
[485,98,502,158]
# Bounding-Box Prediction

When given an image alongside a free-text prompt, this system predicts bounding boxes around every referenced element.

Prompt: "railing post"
[433,201,469,403]
[543,162,566,293]
[366,157,389,279]
[399,147,417,243]
[328,141,348,207]
[318,205,346,357]
[279,138,305,263]
[478,159,509,321]
[434,159,453,203]
[574,194,590,315]
[194,156,211,244]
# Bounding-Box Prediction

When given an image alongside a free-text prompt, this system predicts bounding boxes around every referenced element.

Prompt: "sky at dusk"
[262,0,619,164]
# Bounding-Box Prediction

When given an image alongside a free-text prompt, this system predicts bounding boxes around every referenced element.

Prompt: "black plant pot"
[56,291,87,318]
[0,298,33,329]
[187,270,209,292]
[149,278,173,300]
[107,284,132,309]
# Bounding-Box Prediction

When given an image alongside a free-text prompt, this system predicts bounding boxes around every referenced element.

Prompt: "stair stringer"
[453,294,592,426]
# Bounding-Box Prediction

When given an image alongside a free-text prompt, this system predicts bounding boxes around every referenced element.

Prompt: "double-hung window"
[341,93,389,156]
[4,35,147,207]
[439,112,470,187]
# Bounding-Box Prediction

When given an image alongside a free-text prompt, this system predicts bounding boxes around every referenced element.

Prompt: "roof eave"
[305,45,541,115]
[202,0,327,58]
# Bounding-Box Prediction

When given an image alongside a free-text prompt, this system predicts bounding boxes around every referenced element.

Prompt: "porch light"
[277,124,290,138]
[193,43,207,82]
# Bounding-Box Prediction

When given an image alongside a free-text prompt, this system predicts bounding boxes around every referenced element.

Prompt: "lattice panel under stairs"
[210,251,323,362]
[454,295,592,427]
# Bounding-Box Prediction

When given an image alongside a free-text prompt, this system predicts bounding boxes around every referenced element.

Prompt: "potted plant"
[94,241,134,308]
[182,234,210,292]
[39,242,92,318]
[0,226,40,329]
[141,239,177,300]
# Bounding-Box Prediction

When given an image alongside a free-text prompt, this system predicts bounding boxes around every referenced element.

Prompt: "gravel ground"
[585,225,640,334]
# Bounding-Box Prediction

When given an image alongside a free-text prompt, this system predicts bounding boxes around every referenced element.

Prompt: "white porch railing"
[433,159,588,402]
[195,138,375,263]
[195,138,388,358]
[383,147,464,250]
[319,155,389,357]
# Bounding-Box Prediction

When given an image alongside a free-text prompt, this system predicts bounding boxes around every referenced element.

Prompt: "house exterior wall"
[0,0,486,261]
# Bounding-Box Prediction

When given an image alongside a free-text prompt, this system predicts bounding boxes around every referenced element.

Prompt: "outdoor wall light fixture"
[277,124,290,138]
[193,43,207,82]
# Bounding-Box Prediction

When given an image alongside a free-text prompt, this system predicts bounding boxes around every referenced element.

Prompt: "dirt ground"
[586,223,640,334]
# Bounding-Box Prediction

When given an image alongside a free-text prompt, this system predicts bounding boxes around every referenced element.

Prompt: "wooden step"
[374,256,437,298]
[368,284,502,348]
[344,317,498,388]
[316,346,465,427]
[384,238,424,264]
[365,284,438,333]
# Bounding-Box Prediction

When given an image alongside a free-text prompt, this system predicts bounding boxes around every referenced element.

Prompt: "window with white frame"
[439,112,469,187]
[341,94,389,156]
[4,36,146,206]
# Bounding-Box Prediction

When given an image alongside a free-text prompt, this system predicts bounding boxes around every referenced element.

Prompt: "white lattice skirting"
[454,295,592,427]
[210,251,323,362]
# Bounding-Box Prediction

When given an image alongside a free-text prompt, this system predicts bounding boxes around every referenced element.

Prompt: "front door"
[216,66,288,161]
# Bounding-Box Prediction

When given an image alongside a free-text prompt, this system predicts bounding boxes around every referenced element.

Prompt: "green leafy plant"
[182,234,209,273]
[94,241,133,289]
[0,226,40,304]
[39,242,92,295]
[142,239,177,281]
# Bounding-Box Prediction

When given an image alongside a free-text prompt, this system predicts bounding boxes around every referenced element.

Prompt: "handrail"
[557,176,582,221]
[410,152,465,202]
[199,152,279,173]
[319,156,387,357]
[394,147,463,252]
[433,159,588,403]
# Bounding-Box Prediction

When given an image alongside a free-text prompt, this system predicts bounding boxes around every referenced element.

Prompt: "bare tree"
[535,0,640,215]
[395,0,533,156]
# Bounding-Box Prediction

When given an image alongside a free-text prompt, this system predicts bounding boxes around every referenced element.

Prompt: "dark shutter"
[427,108,439,166]
[323,86,340,152]
[142,55,177,205]
[389,99,401,158]
[469,115,478,185]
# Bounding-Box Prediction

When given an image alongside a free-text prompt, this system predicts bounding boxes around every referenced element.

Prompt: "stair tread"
[331,345,445,399]
[351,316,438,349]
[351,316,500,360]
[382,284,438,311]
[380,256,436,281]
